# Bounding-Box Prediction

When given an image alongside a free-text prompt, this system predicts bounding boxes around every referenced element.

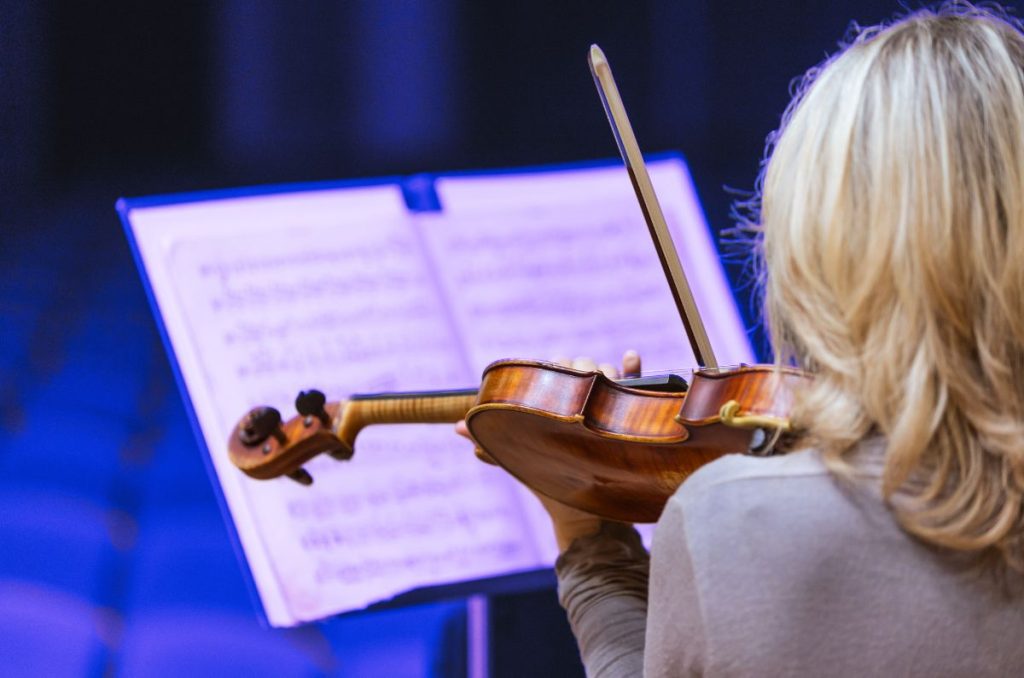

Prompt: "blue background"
[0,1,928,675]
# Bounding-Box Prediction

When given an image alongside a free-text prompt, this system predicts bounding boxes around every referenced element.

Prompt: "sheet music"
[127,186,544,625]
[123,158,754,625]
[421,158,754,549]
[424,159,752,374]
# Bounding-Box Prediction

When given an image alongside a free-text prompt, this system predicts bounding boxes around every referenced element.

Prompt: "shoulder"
[663,442,890,552]
[673,447,844,518]
[678,447,834,499]
[677,437,888,502]
[651,446,893,642]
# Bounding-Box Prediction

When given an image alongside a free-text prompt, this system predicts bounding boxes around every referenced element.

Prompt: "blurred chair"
[26,299,157,424]
[0,299,42,373]
[133,395,217,509]
[39,338,153,422]
[121,505,467,677]
[320,602,467,678]
[0,579,113,678]
[122,506,252,615]
[118,483,338,675]
[117,611,331,678]
[0,244,73,324]
[0,407,126,502]
[0,487,117,601]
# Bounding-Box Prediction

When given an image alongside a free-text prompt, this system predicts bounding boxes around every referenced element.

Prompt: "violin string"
[633,365,739,378]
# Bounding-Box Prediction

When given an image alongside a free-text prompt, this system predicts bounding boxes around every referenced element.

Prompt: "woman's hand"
[455,350,641,553]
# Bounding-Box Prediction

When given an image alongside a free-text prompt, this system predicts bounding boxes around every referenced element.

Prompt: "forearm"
[556,522,650,677]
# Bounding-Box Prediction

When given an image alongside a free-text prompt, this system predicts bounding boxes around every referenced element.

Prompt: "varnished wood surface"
[229,402,347,480]
[228,360,808,519]
[336,393,479,448]
[678,366,805,425]
[467,361,778,522]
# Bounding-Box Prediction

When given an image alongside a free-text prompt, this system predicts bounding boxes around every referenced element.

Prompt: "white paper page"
[422,158,754,553]
[127,186,544,626]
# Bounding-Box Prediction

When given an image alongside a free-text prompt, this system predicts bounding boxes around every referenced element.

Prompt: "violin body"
[228,359,806,523]
[468,360,803,522]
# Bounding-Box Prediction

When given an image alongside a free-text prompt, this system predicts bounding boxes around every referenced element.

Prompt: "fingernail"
[624,349,638,358]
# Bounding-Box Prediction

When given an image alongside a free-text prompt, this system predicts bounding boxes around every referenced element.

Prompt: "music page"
[420,158,754,550]
[125,186,544,626]
[425,159,751,373]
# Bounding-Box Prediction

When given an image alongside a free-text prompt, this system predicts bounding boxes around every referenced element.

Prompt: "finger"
[622,349,642,377]
[553,355,572,368]
[454,420,471,439]
[598,362,619,379]
[572,356,598,372]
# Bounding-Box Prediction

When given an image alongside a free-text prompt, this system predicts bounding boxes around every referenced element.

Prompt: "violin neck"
[337,388,479,446]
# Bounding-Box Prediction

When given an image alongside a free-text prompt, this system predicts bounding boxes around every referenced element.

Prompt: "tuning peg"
[295,389,331,427]
[287,468,313,485]
[238,406,285,447]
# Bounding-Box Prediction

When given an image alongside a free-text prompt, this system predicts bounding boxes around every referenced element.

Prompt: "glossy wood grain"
[466,361,800,522]
[228,359,808,519]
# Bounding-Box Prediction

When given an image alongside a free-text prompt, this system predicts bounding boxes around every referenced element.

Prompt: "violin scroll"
[229,387,478,485]
[230,394,352,486]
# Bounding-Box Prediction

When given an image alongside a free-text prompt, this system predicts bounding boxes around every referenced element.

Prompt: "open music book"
[119,155,753,627]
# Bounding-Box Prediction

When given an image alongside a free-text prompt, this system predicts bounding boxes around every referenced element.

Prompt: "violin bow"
[588,45,718,369]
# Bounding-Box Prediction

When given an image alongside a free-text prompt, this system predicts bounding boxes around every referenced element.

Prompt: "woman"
[463,3,1024,675]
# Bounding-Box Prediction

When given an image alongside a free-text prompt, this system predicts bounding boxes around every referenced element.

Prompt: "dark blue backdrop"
[0,1,949,676]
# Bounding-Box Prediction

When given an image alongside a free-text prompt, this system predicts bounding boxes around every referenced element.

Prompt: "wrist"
[553,516,604,553]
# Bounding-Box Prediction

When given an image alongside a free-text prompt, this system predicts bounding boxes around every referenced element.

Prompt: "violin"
[227,45,809,523]
[228,360,805,522]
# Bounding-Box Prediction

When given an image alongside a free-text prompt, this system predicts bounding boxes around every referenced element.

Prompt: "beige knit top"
[556,442,1024,676]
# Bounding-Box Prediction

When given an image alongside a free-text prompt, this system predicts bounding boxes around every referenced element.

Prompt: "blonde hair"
[754,2,1024,568]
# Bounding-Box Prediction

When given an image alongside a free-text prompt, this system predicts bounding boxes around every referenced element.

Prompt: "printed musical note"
[123,159,752,624]
[128,185,547,624]
[422,160,752,376]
